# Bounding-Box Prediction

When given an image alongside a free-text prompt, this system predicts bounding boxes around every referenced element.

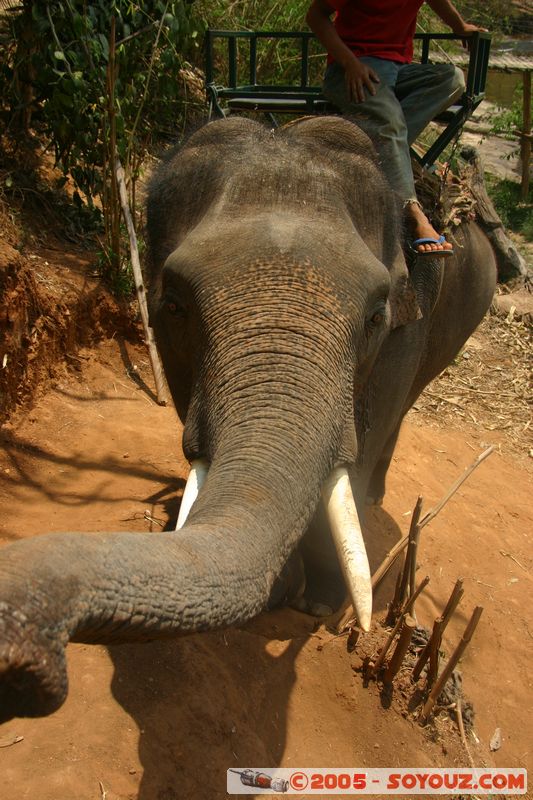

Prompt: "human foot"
[405,200,454,257]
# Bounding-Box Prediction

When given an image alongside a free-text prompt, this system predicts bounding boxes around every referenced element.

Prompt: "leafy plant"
[486,175,533,241]
[490,84,526,138]
[0,0,198,285]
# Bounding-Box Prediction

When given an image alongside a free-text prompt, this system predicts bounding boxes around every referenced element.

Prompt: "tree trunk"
[459,145,528,282]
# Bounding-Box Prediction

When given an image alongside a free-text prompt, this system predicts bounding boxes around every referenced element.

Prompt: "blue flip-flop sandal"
[410,235,454,258]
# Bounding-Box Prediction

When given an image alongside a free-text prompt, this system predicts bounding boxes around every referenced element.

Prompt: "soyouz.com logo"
[227,767,527,794]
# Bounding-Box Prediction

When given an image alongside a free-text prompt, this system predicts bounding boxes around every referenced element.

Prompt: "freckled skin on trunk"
[0,116,497,721]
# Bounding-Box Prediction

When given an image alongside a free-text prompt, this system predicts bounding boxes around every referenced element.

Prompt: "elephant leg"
[366,422,402,506]
[292,505,346,616]
[268,548,306,610]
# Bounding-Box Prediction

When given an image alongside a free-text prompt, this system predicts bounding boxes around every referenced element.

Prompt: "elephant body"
[0,116,496,721]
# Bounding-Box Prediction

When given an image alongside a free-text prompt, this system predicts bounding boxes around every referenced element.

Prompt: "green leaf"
[54,50,66,60]
[98,33,109,61]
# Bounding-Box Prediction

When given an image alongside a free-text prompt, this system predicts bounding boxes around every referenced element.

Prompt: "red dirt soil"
[0,330,531,800]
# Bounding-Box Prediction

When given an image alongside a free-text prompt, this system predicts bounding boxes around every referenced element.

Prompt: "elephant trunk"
[0,260,365,722]
[0,366,349,722]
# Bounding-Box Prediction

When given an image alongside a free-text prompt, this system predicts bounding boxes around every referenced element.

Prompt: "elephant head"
[0,116,487,723]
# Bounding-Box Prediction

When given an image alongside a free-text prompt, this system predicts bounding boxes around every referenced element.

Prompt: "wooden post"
[520,70,531,201]
[367,577,429,678]
[427,616,443,688]
[420,606,483,723]
[106,17,120,274]
[390,496,423,622]
[412,578,464,681]
[115,158,167,406]
[383,615,416,685]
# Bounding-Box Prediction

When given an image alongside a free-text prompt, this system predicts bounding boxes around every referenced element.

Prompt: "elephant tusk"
[321,467,373,632]
[175,458,210,530]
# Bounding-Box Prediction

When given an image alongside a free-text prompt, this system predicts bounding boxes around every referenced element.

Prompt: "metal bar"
[206,85,226,119]
[249,35,257,85]
[419,110,467,168]
[208,29,316,40]
[421,36,430,64]
[301,35,309,87]
[205,29,214,85]
[228,36,237,88]
[465,32,481,96]
[479,38,491,94]
[217,87,323,98]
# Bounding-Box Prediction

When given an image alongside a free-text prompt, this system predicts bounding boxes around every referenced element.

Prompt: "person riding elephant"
[306,0,488,257]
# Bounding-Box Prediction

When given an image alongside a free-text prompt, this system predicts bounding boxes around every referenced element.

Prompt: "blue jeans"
[323,58,465,202]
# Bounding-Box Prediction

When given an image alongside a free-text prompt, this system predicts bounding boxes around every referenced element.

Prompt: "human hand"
[453,21,489,50]
[343,57,380,103]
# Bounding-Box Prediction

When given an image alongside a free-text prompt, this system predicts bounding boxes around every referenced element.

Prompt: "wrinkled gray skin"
[0,117,496,723]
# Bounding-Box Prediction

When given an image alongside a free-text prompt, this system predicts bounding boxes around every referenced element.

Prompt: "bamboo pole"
[412,578,464,681]
[427,616,443,688]
[383,614,416,685]
[520,70,531,201]
[420,606,483,723]
[386,568,404,626]
[115,157,167,406]
[397,496,423,614]
[366,576,429,678]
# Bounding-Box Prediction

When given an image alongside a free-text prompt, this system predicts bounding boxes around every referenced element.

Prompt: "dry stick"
[383,614,416,685]
[418,447,495,530]
[386,567,405,626]
[440,578,465,627]
[396,496,423,615]
[412,578,464,681]
[403,574,430,616]
[334,447,493,634]
[409,517,422,600]
[367,576,430,677]
[420,606,483,723]
[399,499,420,601]
[456,697,476,770]
[427,616,443,688]
[115,158,167,406]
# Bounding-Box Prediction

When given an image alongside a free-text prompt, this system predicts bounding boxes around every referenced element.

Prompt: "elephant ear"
[388,257,423,329]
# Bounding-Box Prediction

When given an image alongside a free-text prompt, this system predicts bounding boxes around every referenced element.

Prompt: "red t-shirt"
[328,0,424,63]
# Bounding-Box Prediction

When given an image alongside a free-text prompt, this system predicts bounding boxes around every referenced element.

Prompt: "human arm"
[306,0,380,102]
[426,0,488,36]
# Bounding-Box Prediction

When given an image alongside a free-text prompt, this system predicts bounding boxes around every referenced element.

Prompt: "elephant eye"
[164,293,186,317]
[366,303,387,330]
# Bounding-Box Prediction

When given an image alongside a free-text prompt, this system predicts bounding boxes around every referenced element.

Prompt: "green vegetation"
[0,0,199,283]
[486,176,533,241]
[490,84,525,138]
[418,0,520,38]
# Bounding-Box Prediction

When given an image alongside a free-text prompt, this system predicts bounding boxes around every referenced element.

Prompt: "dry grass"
[411,299,532,458]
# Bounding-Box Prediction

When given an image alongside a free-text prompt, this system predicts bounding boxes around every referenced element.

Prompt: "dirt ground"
[0,300,532,798]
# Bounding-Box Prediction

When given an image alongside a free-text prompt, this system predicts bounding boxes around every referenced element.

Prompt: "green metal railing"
[205,29,492,168]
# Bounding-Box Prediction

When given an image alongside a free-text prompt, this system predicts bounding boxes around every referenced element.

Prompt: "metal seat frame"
[205,29,491,169]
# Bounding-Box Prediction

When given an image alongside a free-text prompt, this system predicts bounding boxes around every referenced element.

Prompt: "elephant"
[0,115,496,723]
